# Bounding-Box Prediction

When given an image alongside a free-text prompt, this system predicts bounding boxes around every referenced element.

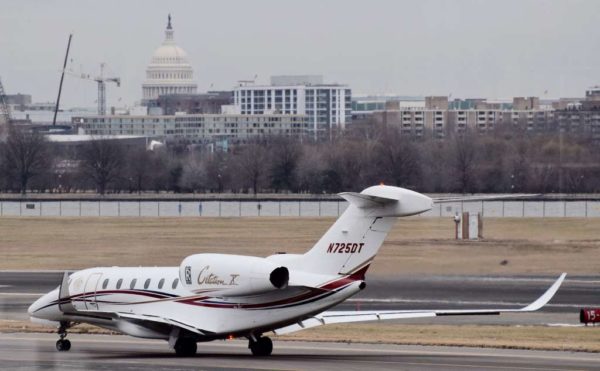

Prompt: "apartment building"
[233,75,351,140]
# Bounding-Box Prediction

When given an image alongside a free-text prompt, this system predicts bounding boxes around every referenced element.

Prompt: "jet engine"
[179,253,289,297]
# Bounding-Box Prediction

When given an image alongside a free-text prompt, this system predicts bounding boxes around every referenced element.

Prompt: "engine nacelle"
[179,253,289,297]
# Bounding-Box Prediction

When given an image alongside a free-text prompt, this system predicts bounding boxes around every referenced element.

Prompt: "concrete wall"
[1,199,599,218]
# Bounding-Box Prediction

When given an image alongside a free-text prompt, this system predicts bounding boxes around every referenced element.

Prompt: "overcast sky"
[1,0,599,108]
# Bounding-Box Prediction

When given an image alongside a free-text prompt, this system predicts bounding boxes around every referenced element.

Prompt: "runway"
[1,271,597,325]
[1,333,599,371]
[1,272,599,369]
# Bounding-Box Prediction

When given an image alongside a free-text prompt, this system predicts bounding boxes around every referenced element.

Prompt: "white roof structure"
[141,15,197,103]
[46,134,146,143]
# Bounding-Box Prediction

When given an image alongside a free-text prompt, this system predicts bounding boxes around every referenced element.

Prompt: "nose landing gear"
[55,322,71,351]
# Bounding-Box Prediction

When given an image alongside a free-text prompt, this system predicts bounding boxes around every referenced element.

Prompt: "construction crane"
[0,77,12,126]
[68,63,120,115]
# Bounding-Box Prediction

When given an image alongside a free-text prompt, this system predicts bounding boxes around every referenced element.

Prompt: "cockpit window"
[130,278,137,289]
[116,278,123,289]
[102,279,109,289]
[172,278,179,289]
[158,278,165,289]
[144,279,151,289]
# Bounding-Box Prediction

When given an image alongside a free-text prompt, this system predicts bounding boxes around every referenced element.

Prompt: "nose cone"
[28,288,61,320]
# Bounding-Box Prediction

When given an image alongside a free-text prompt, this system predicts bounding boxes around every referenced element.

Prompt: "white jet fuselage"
[29,265,365,340]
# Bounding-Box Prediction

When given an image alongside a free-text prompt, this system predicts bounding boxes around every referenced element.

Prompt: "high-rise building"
[141,15,197,105]
[233,75,351,140]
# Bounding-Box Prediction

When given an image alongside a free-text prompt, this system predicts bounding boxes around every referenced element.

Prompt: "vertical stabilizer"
[296,186,433,276]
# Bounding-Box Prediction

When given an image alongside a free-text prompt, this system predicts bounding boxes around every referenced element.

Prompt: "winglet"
[521,273,567,311]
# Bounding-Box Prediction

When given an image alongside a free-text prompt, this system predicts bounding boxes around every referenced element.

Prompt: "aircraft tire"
[250,336,273,356]
[56,339,71,351]
[174,338,197,357]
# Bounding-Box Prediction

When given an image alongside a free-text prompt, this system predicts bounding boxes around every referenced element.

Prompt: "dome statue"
[142,15,197,104]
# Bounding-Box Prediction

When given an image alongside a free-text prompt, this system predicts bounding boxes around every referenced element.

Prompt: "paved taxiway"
[1,271,597,326]
[1,333,599,371]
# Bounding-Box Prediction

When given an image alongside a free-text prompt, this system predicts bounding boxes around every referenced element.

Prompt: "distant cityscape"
[1,15,599,147]
[1,15,600,196]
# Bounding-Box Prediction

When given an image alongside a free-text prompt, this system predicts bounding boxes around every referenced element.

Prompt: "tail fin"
[298,185,433,276]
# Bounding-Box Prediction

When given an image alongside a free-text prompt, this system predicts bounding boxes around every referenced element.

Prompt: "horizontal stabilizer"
[337,186,433,217]
[339,192,398,208]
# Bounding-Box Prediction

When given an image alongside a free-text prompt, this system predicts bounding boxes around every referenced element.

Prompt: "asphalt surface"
[1,271,598,325]
[1,272,599,370]
[1,333,599,371]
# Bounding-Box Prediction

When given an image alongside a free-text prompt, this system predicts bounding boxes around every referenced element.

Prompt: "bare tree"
[1,126,49,194]
[179,154,205,192]
[79,138,124,195]
[296,144,326,193]
[123,147,154,194]
[203,152,230,193]
[374,127,420,188]
[269,137,301,192]
[451,133,479,193]
[234,142,268,194]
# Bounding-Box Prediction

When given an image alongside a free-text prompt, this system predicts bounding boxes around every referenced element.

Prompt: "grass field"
[1,217,599,274]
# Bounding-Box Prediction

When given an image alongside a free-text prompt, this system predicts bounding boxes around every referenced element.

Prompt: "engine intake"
[269,267,289,289]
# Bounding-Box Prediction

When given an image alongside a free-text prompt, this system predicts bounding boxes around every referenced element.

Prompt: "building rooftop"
[46,134,147,143]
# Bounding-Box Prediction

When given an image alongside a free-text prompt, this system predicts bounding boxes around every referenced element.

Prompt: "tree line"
[1,124,600,195]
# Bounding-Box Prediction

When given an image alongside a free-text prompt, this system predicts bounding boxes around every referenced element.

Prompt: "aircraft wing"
[273,273,566,335]
[115,312,215,336]
[433,194,540,203]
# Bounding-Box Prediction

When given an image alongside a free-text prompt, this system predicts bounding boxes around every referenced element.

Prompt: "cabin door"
[84,273,102,310]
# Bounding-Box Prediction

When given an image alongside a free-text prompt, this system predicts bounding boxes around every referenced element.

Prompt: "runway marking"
[0,270,65,273]
[3,334,599,363]
[546,323,585,327]
[322,358,585,371]
[0,292,44,296]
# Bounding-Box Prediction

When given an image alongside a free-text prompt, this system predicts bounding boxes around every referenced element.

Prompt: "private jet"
[28,185,566,356]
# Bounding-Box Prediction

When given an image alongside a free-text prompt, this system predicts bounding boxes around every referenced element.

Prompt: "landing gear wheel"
[56,339,71,351]
[55,322,71,352]
[249,336,273,356]
[174,338,197,357]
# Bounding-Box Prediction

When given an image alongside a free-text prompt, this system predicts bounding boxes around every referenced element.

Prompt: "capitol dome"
[142,15,197,104]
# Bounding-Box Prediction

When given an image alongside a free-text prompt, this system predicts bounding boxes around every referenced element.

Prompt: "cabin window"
[102,279,109,289]
[144,279,151,289]
[130,279,137,289]
[158,278,165,289]
[116,278,123,289]
[172,278,179,289]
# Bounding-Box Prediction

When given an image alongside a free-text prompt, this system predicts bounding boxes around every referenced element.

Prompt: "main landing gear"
[249,336,273,356]
[174,337,197,357]
[56,322,71,351]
